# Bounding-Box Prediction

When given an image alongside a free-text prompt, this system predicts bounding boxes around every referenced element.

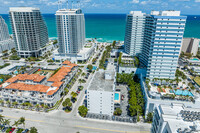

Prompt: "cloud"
[130,0,139,3]
[140,0,160,5]
[47,2,58,6]
[3,1,11,4]
[195,0,200,2]
[18,1,25,4]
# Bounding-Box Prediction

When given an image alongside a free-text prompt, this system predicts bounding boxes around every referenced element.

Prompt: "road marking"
[75,125,149,133]
[4,115,45,123]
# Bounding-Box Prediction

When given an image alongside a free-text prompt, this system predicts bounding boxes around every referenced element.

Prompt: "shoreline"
[49,37,124,43]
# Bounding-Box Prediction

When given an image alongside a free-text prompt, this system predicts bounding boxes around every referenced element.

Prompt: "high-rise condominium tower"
[124,11,146,56]
[0,16,15,53]
[140,11,186,79]
[9,7,49,57]
[56,9,85,55]
[0,16,10,41]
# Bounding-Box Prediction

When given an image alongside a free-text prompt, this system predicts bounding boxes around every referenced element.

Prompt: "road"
[1,107,151,133]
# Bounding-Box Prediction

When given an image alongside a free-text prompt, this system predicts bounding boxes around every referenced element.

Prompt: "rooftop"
[158,104,200,132]
[1,61,77,96]
[0,63,25,75]
[88,70,115,92]
[10,7,40,12]
[56,9,82,15]
[151,10,181,16]
[5,73,46,83]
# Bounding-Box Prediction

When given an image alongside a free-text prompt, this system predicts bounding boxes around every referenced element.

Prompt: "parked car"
[9,128,15,133]
[0,109,3,112]
[22,129,29,133]
[2,127,8,132]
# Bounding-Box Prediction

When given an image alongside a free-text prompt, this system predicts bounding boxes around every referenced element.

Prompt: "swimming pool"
[114,93,119,100]
[86,66,97,71]
[173,90,194,97]
[190,58,199,61]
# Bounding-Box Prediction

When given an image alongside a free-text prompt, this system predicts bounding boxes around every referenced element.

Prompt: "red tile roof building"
[0,60,78,107]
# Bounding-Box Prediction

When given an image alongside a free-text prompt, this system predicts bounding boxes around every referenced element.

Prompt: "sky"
[0,0,200,14]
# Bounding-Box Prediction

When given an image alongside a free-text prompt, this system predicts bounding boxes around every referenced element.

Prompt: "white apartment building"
[0,16,15,53]
[0,61,78,107]
[56,9,85,55]
[0,16,10,41]
[182,38,199,56]
[87,63,116,116]
[9,7,49,58]
[124,11,146,56]
[151,104,200,133]
[140,11,187,80]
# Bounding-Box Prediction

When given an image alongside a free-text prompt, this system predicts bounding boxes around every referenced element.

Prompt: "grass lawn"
[194,76,200,86]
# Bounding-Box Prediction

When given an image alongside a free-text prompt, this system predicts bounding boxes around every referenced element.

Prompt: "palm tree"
[78,79,82,85]
[12,101,18,108]
[28,103,33,110]
[6,101,11,108]
[0,100,4,107]
[30,127,38,133]
[0,114,4,124]
[19,117,25,128]
[44,105,49,112]
[35,104,40,111]
[81,72,86,77]
[19,117,25,129]
[12,120,19,128]
[3,119,11,127]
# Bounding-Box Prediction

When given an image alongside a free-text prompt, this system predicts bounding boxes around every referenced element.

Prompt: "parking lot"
[116,85,129,117]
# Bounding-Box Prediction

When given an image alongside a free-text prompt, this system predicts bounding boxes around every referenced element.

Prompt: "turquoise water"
[86,66,97,71]
[1,14,200,42]
[173,90,194,96]
[114,93,119,100]
[190,58,199,61]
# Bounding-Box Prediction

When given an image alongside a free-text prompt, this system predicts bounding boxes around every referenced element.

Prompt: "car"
[9,128,15,133]
[22,129,29,133]
[0,109,3,112]
[2,127,8,132]
[76,90,80,94]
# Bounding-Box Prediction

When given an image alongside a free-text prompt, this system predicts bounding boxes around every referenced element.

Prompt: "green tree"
[3,119,11,127]
[134,57,139,67]
[146,112,153,123]
[71,92,77,99]
[12,101,18,108]
[35,104,40,111]
[87,64,93,72]
[0,114,4,124]
[30,127,38,133]
[112,40,116,48]
[114,108,122,116]
[19,117,25,128]
[81,72,86,77]
[12,120,19,128]
[78,105,88,117]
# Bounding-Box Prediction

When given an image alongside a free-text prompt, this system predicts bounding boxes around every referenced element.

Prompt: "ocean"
[1,14,200,42]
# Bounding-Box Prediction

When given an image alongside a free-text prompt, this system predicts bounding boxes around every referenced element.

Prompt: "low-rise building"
[0,63,26,75]
[182,38,199,56]
[87,63,116,116]
[0,61,78,107]
[53,42,97,63]
[152,104,200,133]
